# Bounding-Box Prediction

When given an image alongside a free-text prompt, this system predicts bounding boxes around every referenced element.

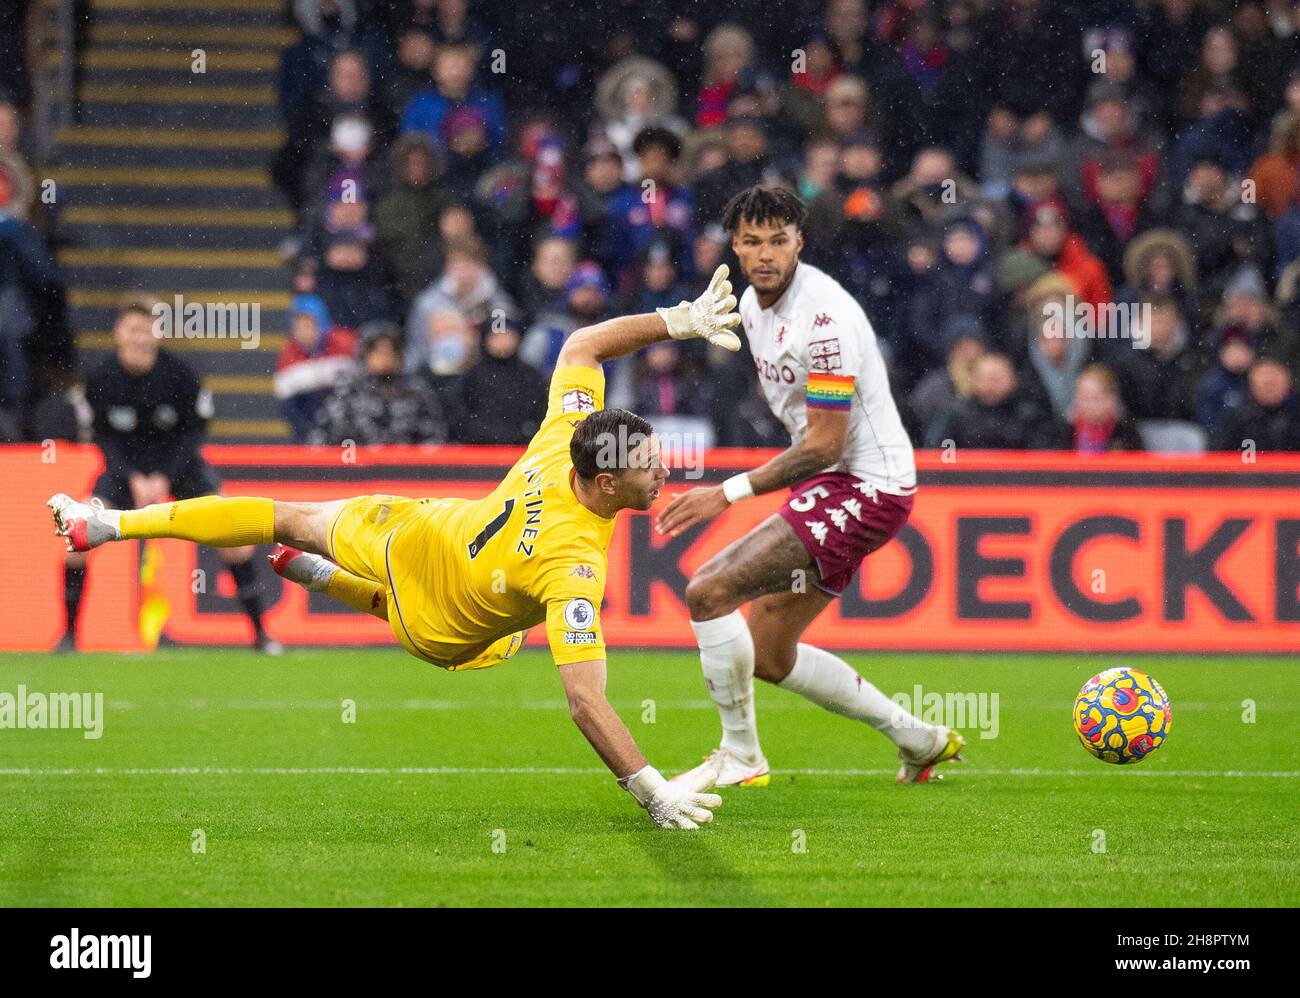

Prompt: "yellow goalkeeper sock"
[118,496,275,547]
[325,569,388,620]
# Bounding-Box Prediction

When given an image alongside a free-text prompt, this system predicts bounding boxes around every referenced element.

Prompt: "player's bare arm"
[657,405,851,538]
[559,657,721,828]
[557,263,742,371]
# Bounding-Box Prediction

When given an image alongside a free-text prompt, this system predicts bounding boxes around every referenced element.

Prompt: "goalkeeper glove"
[619,765,722,829]
[656,263,743,352]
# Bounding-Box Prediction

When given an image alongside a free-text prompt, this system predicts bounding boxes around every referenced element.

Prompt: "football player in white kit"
[657,186,965,787]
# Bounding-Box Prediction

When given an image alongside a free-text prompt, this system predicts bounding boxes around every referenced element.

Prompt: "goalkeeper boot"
[48,494,121,552]
[672,747,770,789]
[268,543,336,592]
[896,726,965,783]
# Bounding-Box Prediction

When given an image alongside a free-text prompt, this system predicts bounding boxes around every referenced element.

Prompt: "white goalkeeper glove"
[619,764,722,829]
[656,263,743,352]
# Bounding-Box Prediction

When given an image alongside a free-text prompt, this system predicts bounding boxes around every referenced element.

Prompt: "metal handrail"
[30,0,77,165]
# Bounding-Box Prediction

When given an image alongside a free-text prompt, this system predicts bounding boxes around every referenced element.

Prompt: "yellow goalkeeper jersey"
[328,365,614,669]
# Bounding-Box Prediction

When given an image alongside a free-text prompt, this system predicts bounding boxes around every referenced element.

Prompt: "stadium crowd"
[7,0,1300,454]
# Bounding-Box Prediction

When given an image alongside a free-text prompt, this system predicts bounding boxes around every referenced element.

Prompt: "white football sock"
[281,551,338,592]
[690,611,762,763]
[778,643,934,753]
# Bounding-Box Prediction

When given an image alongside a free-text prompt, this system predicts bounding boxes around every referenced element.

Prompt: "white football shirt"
[739,261,916,493]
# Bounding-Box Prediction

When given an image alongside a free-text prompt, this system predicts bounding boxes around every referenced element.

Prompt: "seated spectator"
[1013,204,1113,316]
[981,108,1068,202]
[621,236,691,314]
[382,27,438,122]
[695,24,755,128]
[1170,153,1273,307]
[778,34,844,140]
[1003,151,1071,240]
[901,216,997,378]
[373,133,452,306]
[794,134,841,204]
[309,322,446,445]
[300,112,390,224]
[275,294,358,440]
[633,340,711,419]
[0,170,64,429]
[1213,264,1296,367]
[460,319,547,444]
[925,352,1051,450]
[820,75,878,147]
[1058,364,1145,453]
[888,146,981,231]
[401,42,507,157]
[1248,112,1300,222]
[316,227,394,328]
[692,115,776,228]
[805,129,891,256]
[405,235,514,369]
[1214,357,1300,451]
[1073,154,1159,287]
[1112,296,1200,421]
[517,235,576,327]
[409,305,477,438]
[1196,324,1257,438]
[495,136,602,280]
[907,334,986,441]
[275,47,391,214]
[519,260,609,375]
[1020,287,1091,422]
[1066,80,1160,209]
[601,126,694,276]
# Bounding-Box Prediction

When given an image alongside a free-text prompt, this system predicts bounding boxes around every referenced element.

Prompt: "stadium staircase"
[47,0,298,442]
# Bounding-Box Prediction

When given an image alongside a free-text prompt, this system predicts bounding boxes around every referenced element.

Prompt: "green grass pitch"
[0,649,1296,907]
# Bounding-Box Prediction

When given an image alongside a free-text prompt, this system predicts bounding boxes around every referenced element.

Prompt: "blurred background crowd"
[5,0,1300,454]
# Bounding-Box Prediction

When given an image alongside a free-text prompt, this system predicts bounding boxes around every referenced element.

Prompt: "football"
[1073,667,1172,764]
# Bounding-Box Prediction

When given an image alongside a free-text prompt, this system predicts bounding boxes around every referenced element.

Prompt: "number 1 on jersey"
[467,498,515,559]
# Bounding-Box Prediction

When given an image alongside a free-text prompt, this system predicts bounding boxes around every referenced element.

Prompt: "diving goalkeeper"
[48,267,744,830]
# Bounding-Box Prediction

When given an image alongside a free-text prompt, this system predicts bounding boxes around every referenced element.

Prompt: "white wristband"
[722,473,754,504]
[618,765,666,807]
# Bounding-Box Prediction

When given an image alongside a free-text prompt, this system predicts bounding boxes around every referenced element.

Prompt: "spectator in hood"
[373,133,452,307]
[595,56,688,182]
[275,293,358,440]
[1197,323,1257,438]
[1114,229,1199,342]
[309,322,446,445]
[1019,283,1092,423]
[1214,357,1300,451]
[1211,264,1297,367]
[460,318,547,445]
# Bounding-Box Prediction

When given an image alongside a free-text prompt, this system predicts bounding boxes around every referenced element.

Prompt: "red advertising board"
[3,444,1298,653]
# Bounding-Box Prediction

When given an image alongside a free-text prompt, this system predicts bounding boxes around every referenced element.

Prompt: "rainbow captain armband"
[806,372,855,410]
